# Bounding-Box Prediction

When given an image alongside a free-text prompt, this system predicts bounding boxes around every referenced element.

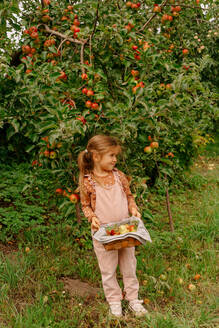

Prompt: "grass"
[0,141,219,327]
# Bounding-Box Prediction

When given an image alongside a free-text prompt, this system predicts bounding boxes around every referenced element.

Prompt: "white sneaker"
[109,301,122,318]
[129,300,148,317]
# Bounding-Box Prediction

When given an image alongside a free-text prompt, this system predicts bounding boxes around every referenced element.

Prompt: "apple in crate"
[128,224,135,232]
[106,229,118,236]
[119,224,130,234]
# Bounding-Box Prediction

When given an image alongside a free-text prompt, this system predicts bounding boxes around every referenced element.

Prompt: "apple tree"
[0,0,218,201]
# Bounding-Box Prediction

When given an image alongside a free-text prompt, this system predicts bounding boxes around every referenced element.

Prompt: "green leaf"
[50,72,62,79]
[160,158,173,166]
[38,123,58,134]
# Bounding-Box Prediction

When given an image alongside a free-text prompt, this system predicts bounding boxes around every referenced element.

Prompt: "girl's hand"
[91,216,100,230]
[131,207,141,218]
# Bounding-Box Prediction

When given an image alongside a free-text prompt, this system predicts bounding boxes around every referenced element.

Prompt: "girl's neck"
[93,168,112,177]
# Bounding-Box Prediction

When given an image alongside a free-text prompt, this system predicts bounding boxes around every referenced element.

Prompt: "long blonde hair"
[78,135,121,193]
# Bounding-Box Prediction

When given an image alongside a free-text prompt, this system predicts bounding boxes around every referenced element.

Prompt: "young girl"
[78,135,148,318]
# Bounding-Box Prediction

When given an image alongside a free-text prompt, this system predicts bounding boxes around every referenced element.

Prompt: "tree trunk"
[76,203,81,224]
[166,187,174,232]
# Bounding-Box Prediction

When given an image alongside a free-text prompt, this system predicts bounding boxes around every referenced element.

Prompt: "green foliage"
[0,157,218,327]
[0,162,92,243]
[0,0,218,186]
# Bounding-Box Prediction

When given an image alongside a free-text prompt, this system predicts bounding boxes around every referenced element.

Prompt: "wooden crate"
[103,237,141,251]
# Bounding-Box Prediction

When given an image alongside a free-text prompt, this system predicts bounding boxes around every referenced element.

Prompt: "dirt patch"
[61,278,100,298]
[0,242,18,256]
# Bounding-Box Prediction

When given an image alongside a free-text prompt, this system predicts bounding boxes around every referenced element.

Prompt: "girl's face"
[95,146,120,173]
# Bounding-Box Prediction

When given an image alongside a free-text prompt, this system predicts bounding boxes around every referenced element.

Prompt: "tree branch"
[57,38,66,53]
[166,186,174,232]
[90,0,100,39]
[42,24,89,73]
[80,42,86,74]
[43,24,85,45]
[164,174,174,232]
[89,35,93,65]
[138,0,169,33]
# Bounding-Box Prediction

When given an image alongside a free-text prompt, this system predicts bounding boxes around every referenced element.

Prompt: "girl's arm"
[117,169,141,218]
[80,178,96,223]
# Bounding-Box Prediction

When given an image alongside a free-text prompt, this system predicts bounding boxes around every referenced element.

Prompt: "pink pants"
[93,238,139,303]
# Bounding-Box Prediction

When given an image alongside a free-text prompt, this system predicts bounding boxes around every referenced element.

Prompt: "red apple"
[29,26,38,33]
[175,6,181,12]
[193,274,201,281]
[144,146,152,153]
[42,9,49,14]
[132,86,138,94]
[150,141,159,148]
[86,90,94,97]
[82,88,88,95]
[58,71,67,80]
[76,116,87,125]
[153,4,161,13]
[61,16,69,21]
[161,14,169,23]
[51,60,57,66]
[182,48,189,55]
[131,70,139,77]
[22,45,31,54]
[85,100,92,108]
[70,25,80,32]
[67,5,74,10]
[81,73,88,80]
[69,193,80,203]
[42,15,51,22]
[134,54,140,60]
[25,69,32,74]
[73,19,80,26]
[128,225,135,232]
[131,3,138,9]
[91,102,99,110]
[43,0,50,5]
[43,150,50,157]
[41,136,49,142]
[183,65,190,70]
[56,188,63,194]
[30,48,36,54]
[30,32,38,39]
[137,81,145,88]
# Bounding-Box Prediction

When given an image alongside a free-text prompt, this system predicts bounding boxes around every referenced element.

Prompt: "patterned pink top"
[80,168,138,222]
